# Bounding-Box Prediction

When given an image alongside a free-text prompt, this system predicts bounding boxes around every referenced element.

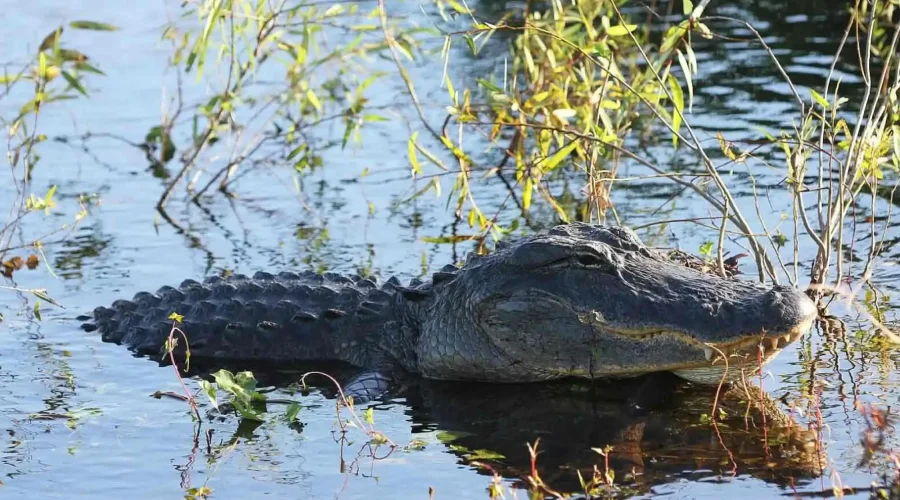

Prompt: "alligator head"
[414,223,817,385]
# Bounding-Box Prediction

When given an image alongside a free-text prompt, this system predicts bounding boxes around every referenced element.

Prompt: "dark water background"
[0,0,898,498]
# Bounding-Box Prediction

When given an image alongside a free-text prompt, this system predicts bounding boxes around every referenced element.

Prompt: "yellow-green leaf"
[61,71,87,97]
[445,74,457,106]
[446,0,472,14]
[600,100,620,110]
[542,141,579,172]
[306,89,321,112]
[810,89,830,109]
[415,141,449,171]
[523,177,533,210]
[70,20,119,31]
[606,24,638,37]
[540,187,570,223]
[408,132,421,175]
[0,73,21,85]
[667,74,684,146]
[892,126,900,164]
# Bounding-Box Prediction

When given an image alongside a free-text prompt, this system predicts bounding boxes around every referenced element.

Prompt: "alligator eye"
[576,253,606,267]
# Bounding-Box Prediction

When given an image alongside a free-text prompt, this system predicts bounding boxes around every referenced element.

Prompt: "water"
[1,0,898,498]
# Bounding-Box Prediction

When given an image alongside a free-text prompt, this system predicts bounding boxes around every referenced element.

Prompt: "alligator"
[81,223,818,399]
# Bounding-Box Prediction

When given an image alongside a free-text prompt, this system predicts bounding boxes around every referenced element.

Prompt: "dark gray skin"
[82,223,817,397]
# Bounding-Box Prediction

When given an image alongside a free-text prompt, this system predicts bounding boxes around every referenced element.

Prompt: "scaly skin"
[82,223,818,388]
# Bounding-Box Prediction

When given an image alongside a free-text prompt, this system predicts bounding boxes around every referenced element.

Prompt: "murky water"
[1,0,898,498]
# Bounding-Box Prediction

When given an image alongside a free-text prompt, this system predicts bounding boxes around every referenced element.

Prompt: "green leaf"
[306,89,321,112]
[810,89,830,109]
[414,140,449,171]
[38,27,63,52]
[341,121,354,150]
[69,20,119,31]
[446,0,472,14]
[61,71,88,97]
[523,177,533,210]
[285,402,301,422]
[892,126,900,164]
[667,74,684,146]
[464,34,476,55]
[541,141,579,172]
[606,24,638,37]
[661,23,688,52]
[683,0,694,15]
[38,52,47,80]
[408,132,422,175]
[31,289,62,308]
[421,235,476,244]
[445,74,457,106]
[74,61,105,75]
[210,370,267,421]
[0,73,21,85]
[199,380,218,410]
[211,369,259,404]
[286,144,307,161]
[476,78,501,93]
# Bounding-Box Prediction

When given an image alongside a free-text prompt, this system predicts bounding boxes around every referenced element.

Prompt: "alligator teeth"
[703,346,714,361]
[768,337,779,351]
[782,333,792,343]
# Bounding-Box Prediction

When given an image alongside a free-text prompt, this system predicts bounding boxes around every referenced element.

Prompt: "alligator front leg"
[341,371,394,403]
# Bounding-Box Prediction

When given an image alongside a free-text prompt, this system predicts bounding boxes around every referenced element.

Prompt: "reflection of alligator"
[82,223,817,398]
[401,375,825,495]
[214,369,825,496]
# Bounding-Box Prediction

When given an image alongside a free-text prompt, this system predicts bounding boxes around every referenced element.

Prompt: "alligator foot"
[341,371,393,403]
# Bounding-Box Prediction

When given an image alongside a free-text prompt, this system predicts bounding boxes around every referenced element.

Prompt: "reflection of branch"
[154,205,216,271]
[190,134,273,200]
[189,198,252,271]
[157,1,277,209]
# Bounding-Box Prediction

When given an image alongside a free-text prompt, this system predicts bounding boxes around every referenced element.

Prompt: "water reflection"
[178,361,826,497]
[398,376,824,496]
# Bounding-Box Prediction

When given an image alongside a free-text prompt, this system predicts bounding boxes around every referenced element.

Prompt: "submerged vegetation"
[2,0,900,498]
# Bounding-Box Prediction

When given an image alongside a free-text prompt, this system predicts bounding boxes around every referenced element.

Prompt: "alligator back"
[81,271,405,370]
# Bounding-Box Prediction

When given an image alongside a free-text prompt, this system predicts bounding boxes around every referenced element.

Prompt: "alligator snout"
[672,283,818,385]
[762,285,818,334]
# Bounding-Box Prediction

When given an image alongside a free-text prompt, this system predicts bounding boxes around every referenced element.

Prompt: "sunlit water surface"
[0,0,898,498]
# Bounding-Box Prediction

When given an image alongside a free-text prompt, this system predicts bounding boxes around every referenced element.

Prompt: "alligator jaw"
[673,311,816,385]
[578,296,817,386]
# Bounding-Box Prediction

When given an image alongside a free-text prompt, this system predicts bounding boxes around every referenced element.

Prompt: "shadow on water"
[398,377,824,495]
[170,356,826,497]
